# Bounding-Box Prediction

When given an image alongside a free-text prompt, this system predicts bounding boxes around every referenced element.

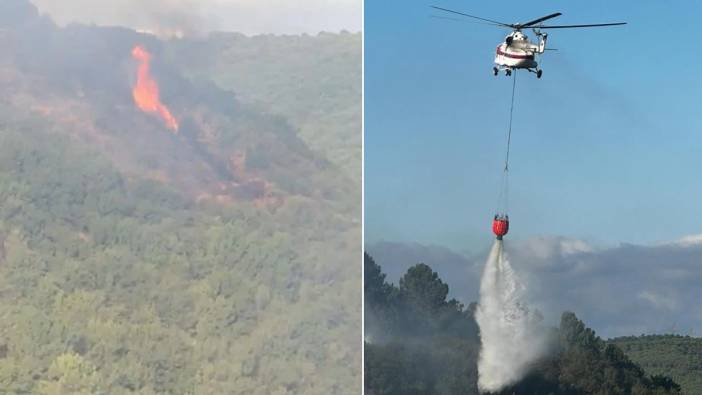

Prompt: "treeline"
[364,253,480,394]
[364,253,681,395]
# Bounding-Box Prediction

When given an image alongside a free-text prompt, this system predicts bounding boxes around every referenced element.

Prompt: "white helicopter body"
[493,30,546,77]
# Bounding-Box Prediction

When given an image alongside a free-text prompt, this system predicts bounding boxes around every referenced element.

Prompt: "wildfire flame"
[131,45,179,132]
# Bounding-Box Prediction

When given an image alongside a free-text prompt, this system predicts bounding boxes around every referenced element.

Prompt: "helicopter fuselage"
[493,31,546,77]
[495,43,537,69]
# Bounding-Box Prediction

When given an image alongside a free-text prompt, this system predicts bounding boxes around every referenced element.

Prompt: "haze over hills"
[367,236,702,339]
[0,1,361,393]
[31,0,362,36]
[365,241,480,301]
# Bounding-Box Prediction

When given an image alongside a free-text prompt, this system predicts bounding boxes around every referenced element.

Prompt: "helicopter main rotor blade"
[429,15,506,27]
[537,22,627,29]
[517,12,562,28]
[430,6,513,28]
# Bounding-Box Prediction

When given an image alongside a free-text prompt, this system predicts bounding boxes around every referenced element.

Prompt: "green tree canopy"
[399,263,450,314]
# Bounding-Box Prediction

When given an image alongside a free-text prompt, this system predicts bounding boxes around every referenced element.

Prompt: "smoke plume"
[30,0,361,36]
[475,240,546,393]
[31,0,208,37]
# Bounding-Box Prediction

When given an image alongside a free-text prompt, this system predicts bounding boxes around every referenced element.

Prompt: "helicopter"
[431,6,626,78]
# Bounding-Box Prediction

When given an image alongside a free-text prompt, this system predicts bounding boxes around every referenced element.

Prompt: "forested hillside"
[166,31,362,179]
[364,253,681,395]
[0,1,360,393]
[610,335,702,394]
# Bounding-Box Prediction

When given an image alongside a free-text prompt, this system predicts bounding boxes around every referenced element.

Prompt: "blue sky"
[365,0,702,252]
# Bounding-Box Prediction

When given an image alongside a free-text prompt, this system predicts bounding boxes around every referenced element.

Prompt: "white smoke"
[30,0,361,36]
[475,240,547,393]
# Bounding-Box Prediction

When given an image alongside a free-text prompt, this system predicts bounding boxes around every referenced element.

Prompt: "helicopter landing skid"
[492,66,542,79]
[527,68,543,79]
[493,66,512,76]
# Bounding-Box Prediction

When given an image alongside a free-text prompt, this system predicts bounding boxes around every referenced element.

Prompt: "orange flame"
[131,45,179,132]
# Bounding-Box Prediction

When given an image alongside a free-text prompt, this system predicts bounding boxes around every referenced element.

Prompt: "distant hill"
[166,31,362,180]
[610,335,702,394]
[0,1,360,393]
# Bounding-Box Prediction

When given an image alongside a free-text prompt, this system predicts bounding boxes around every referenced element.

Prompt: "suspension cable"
[496,71,517,215]
[504,71,517,172]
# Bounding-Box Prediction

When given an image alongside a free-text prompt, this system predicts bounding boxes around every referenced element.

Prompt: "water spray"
[475,240,546,392]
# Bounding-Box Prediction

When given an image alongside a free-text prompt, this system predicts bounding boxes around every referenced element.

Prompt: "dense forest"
[364,253,683,395]
[610,335,702,394]
[0,0,361,393]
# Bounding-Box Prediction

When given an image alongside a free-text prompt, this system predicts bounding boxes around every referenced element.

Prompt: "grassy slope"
[610,335,702,394]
